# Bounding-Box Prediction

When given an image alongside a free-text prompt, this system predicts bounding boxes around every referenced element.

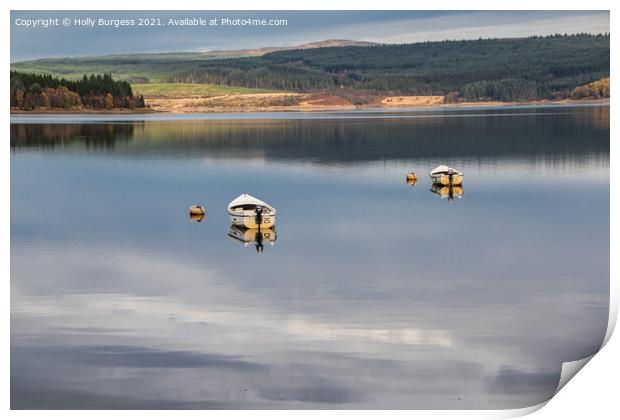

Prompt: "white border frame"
[4,1,616,419]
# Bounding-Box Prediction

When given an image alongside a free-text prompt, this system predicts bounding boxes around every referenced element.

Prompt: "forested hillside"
[10,34,610,103]
[168,34,609,101]
[10,71,145,110]
[9,40,378,83]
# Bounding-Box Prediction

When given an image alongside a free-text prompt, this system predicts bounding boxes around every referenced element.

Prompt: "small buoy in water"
[189,213,205,223]
[189,204,206,216]
[406,172,417,182]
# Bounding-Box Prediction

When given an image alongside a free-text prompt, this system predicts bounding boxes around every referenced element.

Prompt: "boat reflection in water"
[431,183,464,203]
[228,224,277,253]
[189,213,205,223]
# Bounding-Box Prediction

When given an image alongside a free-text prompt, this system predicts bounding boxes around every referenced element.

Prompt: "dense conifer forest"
[10,71,145,110]
[167,34,609,101]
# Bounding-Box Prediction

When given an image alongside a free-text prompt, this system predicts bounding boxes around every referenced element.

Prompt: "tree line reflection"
[11,107,608,165]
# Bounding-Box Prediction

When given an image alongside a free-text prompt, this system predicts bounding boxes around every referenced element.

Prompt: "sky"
[10,10,610,62]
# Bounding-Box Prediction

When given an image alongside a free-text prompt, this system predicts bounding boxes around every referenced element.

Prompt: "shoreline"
[10,98,609,115]
[10,108,160,115]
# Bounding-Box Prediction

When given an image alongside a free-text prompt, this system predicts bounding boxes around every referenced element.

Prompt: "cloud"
[10,11,610,60]
[258,385,364,404]
[11,377,227,409]
[332,11,610,44]
[49,344,265,370]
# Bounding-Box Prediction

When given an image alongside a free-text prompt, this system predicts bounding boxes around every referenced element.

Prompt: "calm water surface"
[11,106,609,409]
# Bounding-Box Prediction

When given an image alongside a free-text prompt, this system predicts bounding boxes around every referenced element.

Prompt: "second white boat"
[429,165,464,186]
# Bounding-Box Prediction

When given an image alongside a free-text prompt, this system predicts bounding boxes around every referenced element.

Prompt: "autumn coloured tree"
[10,71,145,110]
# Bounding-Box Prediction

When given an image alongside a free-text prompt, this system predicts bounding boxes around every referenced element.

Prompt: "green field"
[132,83,284,98]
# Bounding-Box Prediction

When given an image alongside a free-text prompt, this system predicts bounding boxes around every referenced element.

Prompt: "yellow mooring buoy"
[406,172,417,184]
[189,213,205,223]
[189,204,206,216]
[189,205,206,223]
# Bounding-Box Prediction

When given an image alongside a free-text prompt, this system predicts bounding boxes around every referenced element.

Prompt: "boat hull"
[430,174,463,186]
[228,213,276,229]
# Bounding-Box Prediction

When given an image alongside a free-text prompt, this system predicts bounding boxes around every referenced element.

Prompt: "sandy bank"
[11,96,609,115]
[144,95,609,114]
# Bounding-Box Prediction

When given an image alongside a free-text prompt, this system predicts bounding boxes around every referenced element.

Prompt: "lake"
[10,105,610,409]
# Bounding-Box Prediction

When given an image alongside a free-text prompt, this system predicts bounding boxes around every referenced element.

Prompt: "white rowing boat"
[227,193,277,229]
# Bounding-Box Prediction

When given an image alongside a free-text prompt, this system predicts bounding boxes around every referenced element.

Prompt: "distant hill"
[201,39,380,58]
[10,39,380,82]
[168,34,610,101]
[284,39,380,49]
[10,34,610,101]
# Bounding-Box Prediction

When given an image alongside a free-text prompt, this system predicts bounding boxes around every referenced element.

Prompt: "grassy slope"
[10,52,251,82]
[132,83,286,97]
[9,40,376,82]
